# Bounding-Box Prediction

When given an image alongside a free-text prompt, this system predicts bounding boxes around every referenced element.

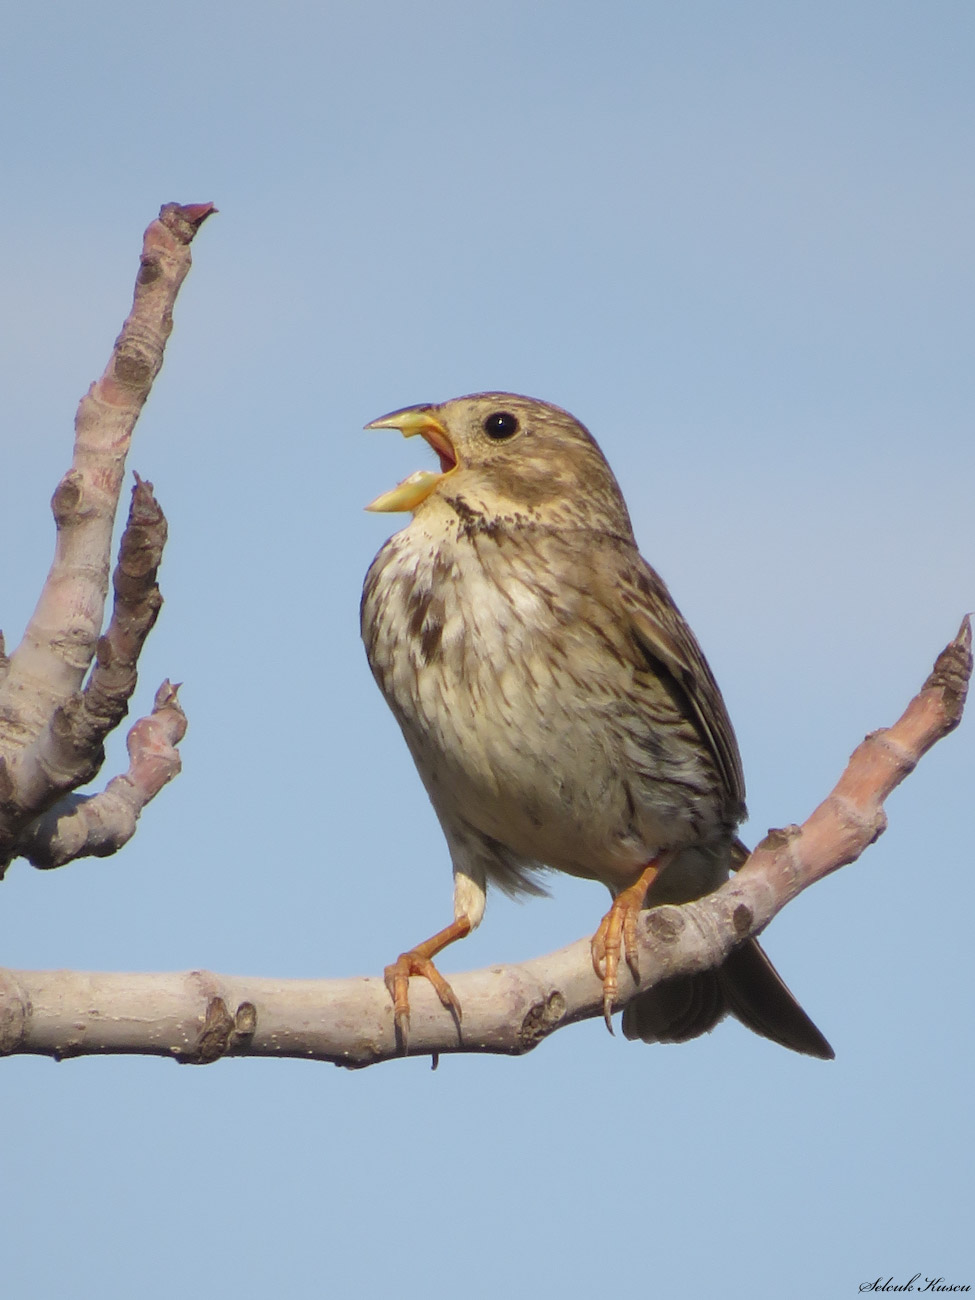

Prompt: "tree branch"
[0,203,211,871]
[1,619,968,1068]
[13,681,187,869]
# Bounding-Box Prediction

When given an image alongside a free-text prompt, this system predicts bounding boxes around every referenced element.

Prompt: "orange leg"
[591,859,661,1032]
[384,915,472,1046]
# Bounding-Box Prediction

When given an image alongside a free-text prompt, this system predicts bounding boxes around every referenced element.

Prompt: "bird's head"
[365,392,634,537]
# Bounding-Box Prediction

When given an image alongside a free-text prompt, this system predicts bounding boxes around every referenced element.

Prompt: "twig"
[14,682,187,869]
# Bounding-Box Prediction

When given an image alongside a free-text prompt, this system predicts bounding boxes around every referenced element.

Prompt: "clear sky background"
[1,3,972,1297]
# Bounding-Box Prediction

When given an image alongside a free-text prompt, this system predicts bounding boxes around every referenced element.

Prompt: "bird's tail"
[620,836,833,1057]
[620,935,834,1058]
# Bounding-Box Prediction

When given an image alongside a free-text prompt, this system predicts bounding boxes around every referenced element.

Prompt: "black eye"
[482,411,520,441]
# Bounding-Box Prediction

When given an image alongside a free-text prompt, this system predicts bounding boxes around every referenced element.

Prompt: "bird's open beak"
[364,407,459,513]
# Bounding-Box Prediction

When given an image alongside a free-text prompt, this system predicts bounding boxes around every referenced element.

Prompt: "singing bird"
[361,392,832,1058]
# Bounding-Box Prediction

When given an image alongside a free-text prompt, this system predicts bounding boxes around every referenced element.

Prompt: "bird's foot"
[383,915,472,1050]
[590,859,661,1032]
[384,952,462,1040]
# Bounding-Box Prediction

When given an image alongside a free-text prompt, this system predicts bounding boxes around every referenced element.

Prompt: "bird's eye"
[482,411,520,441]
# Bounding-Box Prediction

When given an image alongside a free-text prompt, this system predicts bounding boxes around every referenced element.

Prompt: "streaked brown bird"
[361,392,832,1058]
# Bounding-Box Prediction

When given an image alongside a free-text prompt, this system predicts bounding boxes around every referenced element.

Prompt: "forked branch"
[0,203,212,876]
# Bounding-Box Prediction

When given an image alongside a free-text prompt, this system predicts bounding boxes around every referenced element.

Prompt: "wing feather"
[616,552,746,818]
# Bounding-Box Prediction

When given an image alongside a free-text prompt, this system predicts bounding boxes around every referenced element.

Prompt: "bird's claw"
[384,951,463,1051]
[591,908,627,1033]
[591,860,661,1033]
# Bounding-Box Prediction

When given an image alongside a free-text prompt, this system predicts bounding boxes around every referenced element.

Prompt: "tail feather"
[719,938,834,1059]
[621,937,834,1060]
[620,968,725,1044]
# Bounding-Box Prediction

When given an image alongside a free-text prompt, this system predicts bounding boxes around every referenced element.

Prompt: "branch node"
[180,995,237,1065]
[50,470,88,526]
[828,794,887,845]
[234,1002,258,1038]
[644,907,685,944]
[112,344,155,390]
[732,903,753,936]
[863,726,918,774]
[519,990,566,1050]
[757,824,802,852]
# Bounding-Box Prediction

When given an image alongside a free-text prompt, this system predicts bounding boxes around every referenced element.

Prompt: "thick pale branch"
[0,621,968,1068]
[14,681,187,869]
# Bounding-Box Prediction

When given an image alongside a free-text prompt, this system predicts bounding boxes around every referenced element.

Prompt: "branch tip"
[158,202,217,242]
[153,679,184,712]
[923,615,973,728]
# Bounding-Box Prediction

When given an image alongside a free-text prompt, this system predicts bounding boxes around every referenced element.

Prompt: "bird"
[360,392,833,1059]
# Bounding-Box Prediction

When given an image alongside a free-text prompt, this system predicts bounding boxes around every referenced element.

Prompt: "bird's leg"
[591,859,661,1032]
[384,915,472,1048]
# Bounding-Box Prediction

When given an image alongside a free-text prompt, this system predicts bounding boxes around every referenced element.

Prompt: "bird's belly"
[410,672,653,884]
[364,534,717,887]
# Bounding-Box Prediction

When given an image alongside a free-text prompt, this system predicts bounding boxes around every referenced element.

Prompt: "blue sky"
[1,3,972,1296]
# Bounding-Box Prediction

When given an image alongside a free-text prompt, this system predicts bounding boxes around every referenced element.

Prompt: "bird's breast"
[361,516,725,885]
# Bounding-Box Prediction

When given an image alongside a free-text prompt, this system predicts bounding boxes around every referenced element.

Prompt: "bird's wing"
[615,549,747,817]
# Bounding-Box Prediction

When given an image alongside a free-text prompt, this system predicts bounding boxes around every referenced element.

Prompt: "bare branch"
[81,474,168,737]
[1,620,968,1067]
[14,681,187,869]
[0,203,210,868]
[5,478,170,838]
